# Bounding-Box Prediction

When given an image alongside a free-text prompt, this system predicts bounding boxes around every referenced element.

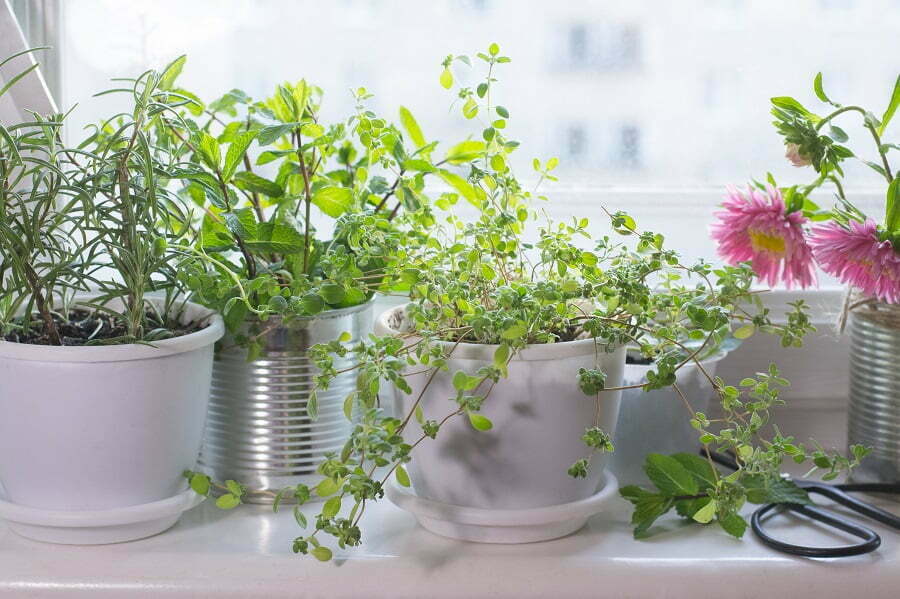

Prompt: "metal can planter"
[198,300,374,503]
[849,301,900,484]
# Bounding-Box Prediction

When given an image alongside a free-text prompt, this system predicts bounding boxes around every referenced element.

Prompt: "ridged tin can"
[848,301,900,484]
[198,300,373,503]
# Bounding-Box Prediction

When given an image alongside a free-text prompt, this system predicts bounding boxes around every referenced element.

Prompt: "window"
[9,0,897,273]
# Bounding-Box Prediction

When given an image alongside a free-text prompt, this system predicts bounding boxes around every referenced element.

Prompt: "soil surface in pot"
[625,353,653,366]
[3,308,207,346]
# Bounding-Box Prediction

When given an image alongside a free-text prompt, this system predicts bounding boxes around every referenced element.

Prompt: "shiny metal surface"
[199,301,373,503]
[849,303,900,484]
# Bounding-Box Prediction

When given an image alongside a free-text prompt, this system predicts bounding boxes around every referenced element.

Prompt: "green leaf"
[437,169,483,207]
[343,392,355,420]
[395,465,411,488]
[320,283,346,305]
[306,389,318,421]
[444,140,486,164]
[771,96,821,122]
[322,496,342,518]
[233,171,283,197]
[222,131,257,182]
[244,223,305,254]
[493,343,510,369]
[644,453,699,496]
[692,498,717,523]
[489,42,500,56]
[462,97,478,119]
[719,511,748,538]
[311,546,333,562]
[878,74,900,135]
[452,370,481,391]
[671,453,717,491]
[159,55,186,91]
[743,475,811,505]
[198,132,221,170]
[291,504,307,527]
[812,72,836,106]
[620,486,674,538]
[467,412,493,431]
[258,123,297,145]
[189,473,210,496]
[399,106,426,148]
[495,105,510,118]
[215,493,241,509]
[312,186,353,218]
[225,480,243,497]
[885,176,900,234]
[440,68,453,90]
[316,477,339,497]
[500,322,527,340]
[733,324,755,339]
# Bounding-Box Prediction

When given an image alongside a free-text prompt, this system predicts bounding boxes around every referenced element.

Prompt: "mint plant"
[182,44,863,559]
[149,59,480,355]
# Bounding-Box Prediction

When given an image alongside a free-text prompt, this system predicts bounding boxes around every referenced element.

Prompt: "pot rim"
[375,303,620,363]
[0,295,224,363]
[241,295,376,329]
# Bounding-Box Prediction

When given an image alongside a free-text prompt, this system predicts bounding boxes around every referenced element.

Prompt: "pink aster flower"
[710,185,816,289]
[809,219,900,304]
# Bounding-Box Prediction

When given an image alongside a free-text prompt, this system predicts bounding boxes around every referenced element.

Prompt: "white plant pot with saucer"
[376,304,625,543]
[0,297,224,544]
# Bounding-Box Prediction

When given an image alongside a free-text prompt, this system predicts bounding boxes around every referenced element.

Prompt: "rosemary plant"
[1,50,202,345]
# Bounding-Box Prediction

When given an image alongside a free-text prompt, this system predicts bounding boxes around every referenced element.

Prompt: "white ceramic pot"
[376,305,625,511]
[0,298,223,543]
[609,352,725,486]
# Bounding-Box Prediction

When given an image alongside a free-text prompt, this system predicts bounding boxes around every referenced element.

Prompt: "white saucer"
[0,487,205,545]
[386,471,619,544]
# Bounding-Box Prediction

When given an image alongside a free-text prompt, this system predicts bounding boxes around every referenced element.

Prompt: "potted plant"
[711,72,900,484]
[155,61,465,502]
[0,52,223,544]
[206,45,865,560]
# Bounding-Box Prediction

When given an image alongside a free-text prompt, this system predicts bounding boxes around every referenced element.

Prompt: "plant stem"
[294,131,314,274]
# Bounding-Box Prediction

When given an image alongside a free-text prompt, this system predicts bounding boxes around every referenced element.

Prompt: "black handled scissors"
[707,451,900,558]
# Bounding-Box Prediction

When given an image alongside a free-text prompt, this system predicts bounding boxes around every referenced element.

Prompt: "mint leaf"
[743,475,811,505]
[719,511,748,538]
[644,453,698,496]
[671,452,717,491]
[621,485,674,538]
[675,496,710,519]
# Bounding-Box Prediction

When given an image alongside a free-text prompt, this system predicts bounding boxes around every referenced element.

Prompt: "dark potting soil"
[2,308,207,346]
[626,353,654,365]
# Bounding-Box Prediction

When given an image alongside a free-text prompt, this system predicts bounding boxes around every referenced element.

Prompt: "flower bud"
[784,143,812,167]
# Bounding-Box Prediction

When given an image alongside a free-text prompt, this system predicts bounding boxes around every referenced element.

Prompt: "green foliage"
[620,365,868,538]
[180,46,863,561]
[769,71,898,236]
[0,50,196,344]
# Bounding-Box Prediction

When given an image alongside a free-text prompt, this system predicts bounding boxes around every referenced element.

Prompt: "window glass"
[56,0,896,191]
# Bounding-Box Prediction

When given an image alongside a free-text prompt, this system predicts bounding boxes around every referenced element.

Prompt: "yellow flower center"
[748,229,786,255]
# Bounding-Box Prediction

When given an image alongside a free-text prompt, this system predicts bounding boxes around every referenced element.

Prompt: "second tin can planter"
[848,300,900,485]
[198,300,374,503]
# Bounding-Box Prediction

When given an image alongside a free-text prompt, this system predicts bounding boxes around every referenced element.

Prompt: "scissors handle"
[804,483,900,531]
[751,502,882,558]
